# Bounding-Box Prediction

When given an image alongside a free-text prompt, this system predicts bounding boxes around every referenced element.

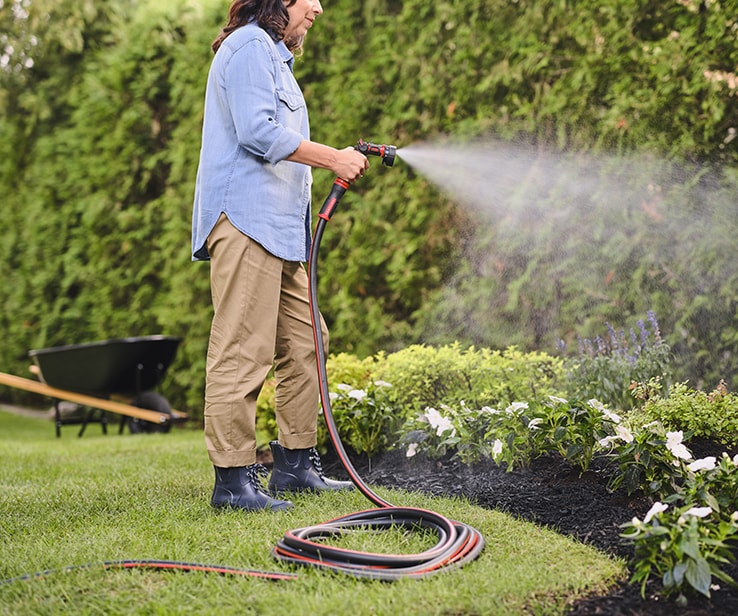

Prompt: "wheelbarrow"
[0,335,188,437]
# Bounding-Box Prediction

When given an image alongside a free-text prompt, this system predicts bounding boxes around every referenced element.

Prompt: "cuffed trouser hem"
[208,449,257,468]
[278,430,318,451]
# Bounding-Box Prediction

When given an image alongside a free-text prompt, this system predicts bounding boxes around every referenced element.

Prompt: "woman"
[192,0,368,512]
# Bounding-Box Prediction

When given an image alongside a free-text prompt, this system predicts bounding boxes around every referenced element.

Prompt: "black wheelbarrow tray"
[0,335,188,437]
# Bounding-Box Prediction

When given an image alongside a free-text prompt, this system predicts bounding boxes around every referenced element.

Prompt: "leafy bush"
[404,396,623,471]
[373,344,565,415]
[403,402,508,466]
[325,353,377,390]
[638,380,738,448]
[251,344,565,459]
[323,380,397,462]
[603,421,693,497]
[621,453,738,603]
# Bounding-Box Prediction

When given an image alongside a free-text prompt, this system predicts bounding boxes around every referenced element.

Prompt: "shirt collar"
[275,39,295,70]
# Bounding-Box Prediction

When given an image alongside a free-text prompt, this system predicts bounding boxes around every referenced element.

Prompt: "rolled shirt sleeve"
[224,37,304,164]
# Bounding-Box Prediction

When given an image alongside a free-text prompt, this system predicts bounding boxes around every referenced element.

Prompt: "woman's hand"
[287,141,369,182]
[332,146,369,182]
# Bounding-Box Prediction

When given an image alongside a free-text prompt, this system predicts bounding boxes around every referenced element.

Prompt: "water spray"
[271,140,486,580]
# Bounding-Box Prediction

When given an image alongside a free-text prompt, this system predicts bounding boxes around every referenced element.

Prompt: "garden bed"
[324,438,738,615]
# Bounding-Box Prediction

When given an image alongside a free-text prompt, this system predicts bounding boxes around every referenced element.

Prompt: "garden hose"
[272,143,486,580]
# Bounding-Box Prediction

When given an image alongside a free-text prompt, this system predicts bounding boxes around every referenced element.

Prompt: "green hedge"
[1,0,737,418]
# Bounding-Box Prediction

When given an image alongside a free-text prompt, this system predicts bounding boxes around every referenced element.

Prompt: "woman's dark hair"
[212,0,298,53]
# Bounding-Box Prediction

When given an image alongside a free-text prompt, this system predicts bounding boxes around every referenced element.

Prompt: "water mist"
[393,137,737,389]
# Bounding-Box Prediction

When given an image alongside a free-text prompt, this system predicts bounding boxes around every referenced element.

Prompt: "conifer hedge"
[1,0,737,417]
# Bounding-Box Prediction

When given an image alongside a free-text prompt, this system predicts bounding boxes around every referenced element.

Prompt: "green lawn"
[0,407,625,615]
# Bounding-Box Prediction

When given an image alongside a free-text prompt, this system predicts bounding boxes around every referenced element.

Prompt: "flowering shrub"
[621,461,738,602]
[602,421,693,497]
[326,380,397,461]
[404,402,500,465]
[538,397,621,472]
[403,396,623,472]
[398,387,738,602]
[561,311,672,410]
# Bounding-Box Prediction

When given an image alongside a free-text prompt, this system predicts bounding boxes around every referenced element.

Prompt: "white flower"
[733,454,738,467]
[549,396,568,405]
[506,402,529,414]
[424,407,455,437]
[615,424,634,443]
[687,457,716,472]
[730,511,738,523]
[594,401,621,423]
[527,418,543,430]
[406,443,418,458]
[588,399,621,422]
[328,392,339,401]
[492,439,503,457]
[684,506,712,518]
[481,406,501,415]
[336,383,352,391]
[599,436,618,447]
[665,431,692,461]
[373,380,392,388]
[348,389,367,402]
[643,501,669,524]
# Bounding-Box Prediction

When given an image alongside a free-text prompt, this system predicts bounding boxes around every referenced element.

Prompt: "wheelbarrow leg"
[54,400,62,438]
[78,408,95,437]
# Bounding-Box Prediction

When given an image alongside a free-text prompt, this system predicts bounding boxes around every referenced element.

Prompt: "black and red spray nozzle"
[356,139,397,167]
[318,139,397,221]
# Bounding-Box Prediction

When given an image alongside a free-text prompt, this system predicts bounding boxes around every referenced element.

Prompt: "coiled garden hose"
[272,167,485,580]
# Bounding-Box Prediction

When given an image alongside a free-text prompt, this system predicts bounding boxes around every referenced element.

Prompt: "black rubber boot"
[211,464,293,512]
[268,441,355,496]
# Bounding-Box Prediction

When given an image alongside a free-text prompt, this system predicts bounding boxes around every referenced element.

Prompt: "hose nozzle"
[356,139,397,167]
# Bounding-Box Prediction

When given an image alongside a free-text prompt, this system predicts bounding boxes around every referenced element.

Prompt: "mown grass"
[0,407,626,615]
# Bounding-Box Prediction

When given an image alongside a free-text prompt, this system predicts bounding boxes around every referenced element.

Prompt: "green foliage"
[538,397,619,473]
[373,344,565,415]
[405,396,623,471]
[325,352,377,389]
[405,402,506,466]
[324,380,397,461]
[254,345,563,457]
[622,500,738,603]
[620,452,738,603]
[604,421,692,497]
[639,380,738,448]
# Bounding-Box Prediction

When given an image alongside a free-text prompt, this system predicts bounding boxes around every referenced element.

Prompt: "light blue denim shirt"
[191,23,312,262]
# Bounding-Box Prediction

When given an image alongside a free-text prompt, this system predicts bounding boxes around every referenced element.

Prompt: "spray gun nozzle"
[356,139,397,167]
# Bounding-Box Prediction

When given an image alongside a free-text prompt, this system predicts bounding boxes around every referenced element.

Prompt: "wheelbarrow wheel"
[127,391,173,434]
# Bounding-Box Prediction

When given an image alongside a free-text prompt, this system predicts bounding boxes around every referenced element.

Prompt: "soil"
[323,438,738,616]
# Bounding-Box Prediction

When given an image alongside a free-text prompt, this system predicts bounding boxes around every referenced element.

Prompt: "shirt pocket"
[275,87,306,132]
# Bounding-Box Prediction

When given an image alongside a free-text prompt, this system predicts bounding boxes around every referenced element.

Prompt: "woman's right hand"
[286,140,370,181]
[332,147,369,183]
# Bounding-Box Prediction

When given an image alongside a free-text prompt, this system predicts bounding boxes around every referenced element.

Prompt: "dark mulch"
[323,438,738,616]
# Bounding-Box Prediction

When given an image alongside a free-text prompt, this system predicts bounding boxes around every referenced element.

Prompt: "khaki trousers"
[204,214,328,467]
